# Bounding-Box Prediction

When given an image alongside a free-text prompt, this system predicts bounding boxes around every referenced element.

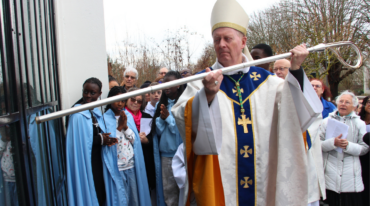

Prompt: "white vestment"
[172,143,186,206]
[306,114,326,203]
[172,55,323,206]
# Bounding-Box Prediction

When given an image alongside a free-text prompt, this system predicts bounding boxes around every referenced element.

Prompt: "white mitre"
[211,0,253,61]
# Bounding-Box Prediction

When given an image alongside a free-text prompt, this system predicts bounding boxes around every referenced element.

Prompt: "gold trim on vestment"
[219,74,273,106]
[231,102,239,206]
[242,75,272,105]
[250,101,257,206]
[212,22,247,36]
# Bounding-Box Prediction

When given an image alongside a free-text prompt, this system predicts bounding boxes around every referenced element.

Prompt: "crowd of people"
[65,61,370,206]
[67,68,190,206]
[64,0,369,205]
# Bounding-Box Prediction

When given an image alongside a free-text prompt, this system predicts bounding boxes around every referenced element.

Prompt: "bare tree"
[108,26,203,86]
[194,44,217,73]
[247,0,370,96]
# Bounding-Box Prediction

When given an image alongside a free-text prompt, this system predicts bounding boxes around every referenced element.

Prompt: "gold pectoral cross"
[232,87,244,96]
[238,114,252,133]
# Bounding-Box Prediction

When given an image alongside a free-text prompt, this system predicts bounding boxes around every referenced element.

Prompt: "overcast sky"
[103,0,280,62]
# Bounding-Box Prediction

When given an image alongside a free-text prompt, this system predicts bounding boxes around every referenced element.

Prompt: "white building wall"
[54,0,109,116]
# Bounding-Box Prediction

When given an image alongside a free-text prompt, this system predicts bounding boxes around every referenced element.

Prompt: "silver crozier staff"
[35,41,362,124]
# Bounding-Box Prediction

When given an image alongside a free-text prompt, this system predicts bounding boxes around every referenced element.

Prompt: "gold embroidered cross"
[238,114,252,133]
[240,177,253,188]
[240,145,253,158]
[232,87,244,96]
[250,72,261,81]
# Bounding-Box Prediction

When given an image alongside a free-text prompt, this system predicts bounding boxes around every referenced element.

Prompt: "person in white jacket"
[319,90,369,206]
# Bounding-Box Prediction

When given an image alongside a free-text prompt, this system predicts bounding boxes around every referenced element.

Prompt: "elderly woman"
[121,66,138,91]
[319,90,369,206]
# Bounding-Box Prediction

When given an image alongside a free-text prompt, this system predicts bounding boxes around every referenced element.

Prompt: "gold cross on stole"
[250,72,261,81]
[240,145,253,158]
[238,114,252,133]
[232,87,244,96]
[240,177,253,188]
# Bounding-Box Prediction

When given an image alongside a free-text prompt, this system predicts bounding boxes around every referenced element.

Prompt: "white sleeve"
[286,71,323,132]
[172,143,186,189]
[191,88,222,155]
[123,128,135,142]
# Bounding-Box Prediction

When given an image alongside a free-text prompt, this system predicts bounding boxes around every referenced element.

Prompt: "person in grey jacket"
[319,90,369,206]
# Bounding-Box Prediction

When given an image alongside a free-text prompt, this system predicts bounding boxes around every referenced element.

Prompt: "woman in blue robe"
[66,77,126,206]
[104,86,151,206]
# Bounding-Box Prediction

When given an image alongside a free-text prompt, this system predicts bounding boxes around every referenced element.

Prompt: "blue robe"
[104,109,151,206]
[29,113,48,205]
[152,132,166,206]
[0,133,5,204]
[321,97,336,119]
[66,105,126,206]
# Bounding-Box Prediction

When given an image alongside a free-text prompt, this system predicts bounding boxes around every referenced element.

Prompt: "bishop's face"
[212,28,246,67]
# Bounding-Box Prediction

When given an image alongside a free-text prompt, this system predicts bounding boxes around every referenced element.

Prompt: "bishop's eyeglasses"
[272,67,289,73]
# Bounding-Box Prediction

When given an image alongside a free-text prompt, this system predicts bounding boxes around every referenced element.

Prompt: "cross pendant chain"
[235,82,245,114]
[227,74,252,133]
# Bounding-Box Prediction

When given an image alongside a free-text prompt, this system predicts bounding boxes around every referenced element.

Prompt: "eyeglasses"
[125,75,136,80]
[311,84,322,88]
[159,72,167,76]
[366,101,370,105]
[130,97,143,104]
[338,100,352,106]
[272,67,289,72]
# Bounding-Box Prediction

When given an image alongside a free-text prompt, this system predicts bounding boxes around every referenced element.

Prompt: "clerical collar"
[212,54,250,75]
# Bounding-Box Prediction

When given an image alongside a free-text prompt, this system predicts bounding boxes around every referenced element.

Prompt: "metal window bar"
[36,0,49,103]
[8,0,36,204]
[43,0,54,102]
[28,0,41,108]
[0,0,14,115]
[32,0,45,104]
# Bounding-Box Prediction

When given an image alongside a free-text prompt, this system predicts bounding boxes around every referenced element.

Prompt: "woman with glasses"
[125,88,158,204]
[319,90,369,206]
[310,79,336,119]
[121,67,138,91]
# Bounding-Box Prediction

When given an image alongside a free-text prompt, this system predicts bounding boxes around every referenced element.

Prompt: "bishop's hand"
[202,67,223,104]
[290,44,309,70]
